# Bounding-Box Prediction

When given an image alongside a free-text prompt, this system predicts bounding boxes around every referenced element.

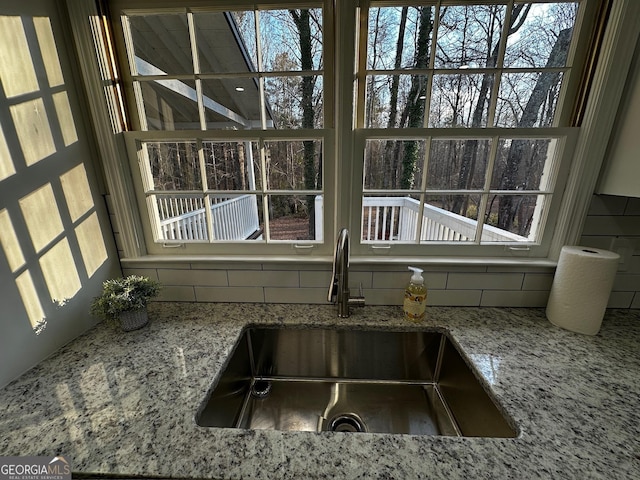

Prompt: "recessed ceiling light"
[235,87,245,92]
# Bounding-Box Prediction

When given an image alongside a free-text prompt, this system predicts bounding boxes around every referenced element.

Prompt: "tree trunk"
[452,4,530,216]
[400,7,432,190]
[383,7,408,189]
[497,26,573,232]
[291,10,317,238]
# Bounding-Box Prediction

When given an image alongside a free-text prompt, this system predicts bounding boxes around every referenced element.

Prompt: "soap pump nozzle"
[408,266,424,284]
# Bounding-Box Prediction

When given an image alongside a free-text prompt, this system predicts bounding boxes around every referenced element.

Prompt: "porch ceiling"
[130,12,269,128]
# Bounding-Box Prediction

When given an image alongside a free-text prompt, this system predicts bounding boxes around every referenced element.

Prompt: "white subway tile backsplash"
[122,268,159,281]
[428,290,482,307]
[361,288,403,306]
[158,269,227,286]
[582,215,640,236]
[447,273,524,290]
[372,271,448,289]
[522,273,554,291]
[587,195,628,216]
[195,286,264,303]
[612,274,640,292]
[348,271,373,289]
[264,287,326,304]
[608,291,634,308]
[300,270,332,288]
[481,290,549,307]
[157,286,196,302]
[371,271,408,289]
[229,270,299,287]
[110,193,639,309]
[578,236,617,251]
[625,198,640,215]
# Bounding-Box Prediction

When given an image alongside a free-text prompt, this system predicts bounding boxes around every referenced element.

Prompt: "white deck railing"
[360,196,526,242]
[158,194,524,243]
[157,194,259,241]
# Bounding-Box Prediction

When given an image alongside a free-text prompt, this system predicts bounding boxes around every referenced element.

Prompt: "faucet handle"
[348,282,365,309]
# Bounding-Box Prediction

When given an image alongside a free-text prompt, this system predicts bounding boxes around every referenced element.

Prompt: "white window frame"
[65,0,640,263]
[113,0,336,257]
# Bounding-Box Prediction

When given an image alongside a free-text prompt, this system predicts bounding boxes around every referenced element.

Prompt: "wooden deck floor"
[268,216,313,241]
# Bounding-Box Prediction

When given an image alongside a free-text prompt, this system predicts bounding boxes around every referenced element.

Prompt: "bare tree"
[400,6,432,190]
[291,9,319,238]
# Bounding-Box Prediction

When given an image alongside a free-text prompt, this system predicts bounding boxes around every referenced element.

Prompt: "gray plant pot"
[119,308,149,331]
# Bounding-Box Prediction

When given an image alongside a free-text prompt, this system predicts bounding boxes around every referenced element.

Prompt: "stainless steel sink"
[196,327,516,437]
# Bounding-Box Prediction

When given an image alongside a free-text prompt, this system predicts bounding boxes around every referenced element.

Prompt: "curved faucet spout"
[328,228,364,317]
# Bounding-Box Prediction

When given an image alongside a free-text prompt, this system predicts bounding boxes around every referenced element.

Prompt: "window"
[349,2,587,257]
[105,0,605,259]
[112,2,331,255]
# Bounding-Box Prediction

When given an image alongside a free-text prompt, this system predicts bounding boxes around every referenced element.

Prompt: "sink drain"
[328,413,367,433]
[250,380,272,398]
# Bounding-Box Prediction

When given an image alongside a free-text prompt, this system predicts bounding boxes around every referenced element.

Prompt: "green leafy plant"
[90,275,161,321]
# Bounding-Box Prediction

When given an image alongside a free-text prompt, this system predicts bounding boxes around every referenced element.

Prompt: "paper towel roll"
[546,246,619,335]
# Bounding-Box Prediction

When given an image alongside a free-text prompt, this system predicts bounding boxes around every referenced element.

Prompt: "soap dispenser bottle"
[404,266,427,321]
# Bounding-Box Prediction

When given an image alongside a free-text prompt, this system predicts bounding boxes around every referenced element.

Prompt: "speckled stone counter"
[1,303,639,479]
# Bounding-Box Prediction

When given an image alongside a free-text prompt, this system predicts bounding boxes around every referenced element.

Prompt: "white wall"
[0,0,121,388]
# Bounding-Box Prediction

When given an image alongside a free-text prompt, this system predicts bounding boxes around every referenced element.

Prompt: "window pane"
[156,193,208,241]
[364,139,426,190]
[128,14,192,75]
[264,76,323,129]
[421,195,479,242]
[364,75,421,128]
[203,141,260,190]
[201,78,262,130]
[434,5,505,69]
[483,194,544,241]
[427,139,490,190]
[260,9,323,72]
[267,194,319,241]
[504,3,578,69]
[429,74,492,128]
[146,142,201,190]
[264,140,322,190]
[211,194,263,240]
[495,72,565,127]
[194,12,258,74]
[367,7,434,70]
[139,80,200,130]
[491,138,558,191]
[362,194,418,242]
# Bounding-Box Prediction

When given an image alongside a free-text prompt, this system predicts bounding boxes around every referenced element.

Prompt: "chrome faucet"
[328,228,365,317]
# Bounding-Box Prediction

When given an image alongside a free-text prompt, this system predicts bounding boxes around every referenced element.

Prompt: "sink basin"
[196,327,516,437]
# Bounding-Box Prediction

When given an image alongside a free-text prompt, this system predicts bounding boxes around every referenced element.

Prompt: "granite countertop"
[1,303,639,479]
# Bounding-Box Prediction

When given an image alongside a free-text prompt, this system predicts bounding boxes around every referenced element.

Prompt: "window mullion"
[355,4,369,128]
[253,10,268,131]
[473,134,500,244]
[258,139,270,241]
[486,1,512,128]
[414,136,432,243]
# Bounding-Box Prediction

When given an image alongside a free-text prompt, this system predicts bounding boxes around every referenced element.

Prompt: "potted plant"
[90,275,161,331]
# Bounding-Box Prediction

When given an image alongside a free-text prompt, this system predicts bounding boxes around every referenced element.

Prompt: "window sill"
[120,254,557,268]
